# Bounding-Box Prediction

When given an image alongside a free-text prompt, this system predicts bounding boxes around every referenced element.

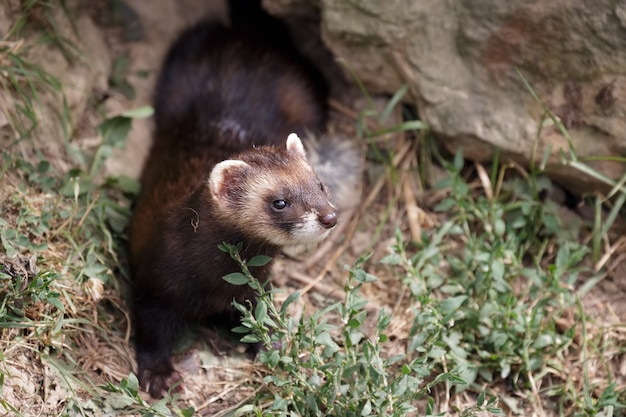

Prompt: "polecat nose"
[319,211,337,229]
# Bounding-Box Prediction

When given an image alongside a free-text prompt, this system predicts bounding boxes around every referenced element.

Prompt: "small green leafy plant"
[100,374,195,417]
[219,243,503,417]
[381,148,623,415]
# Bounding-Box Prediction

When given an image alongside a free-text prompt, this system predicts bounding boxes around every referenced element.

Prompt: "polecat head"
[208,133,337,246]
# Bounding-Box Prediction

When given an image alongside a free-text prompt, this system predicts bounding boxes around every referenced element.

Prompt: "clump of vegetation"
[1,2,142,415]
[221,243,501,416]
[221,146,624,417]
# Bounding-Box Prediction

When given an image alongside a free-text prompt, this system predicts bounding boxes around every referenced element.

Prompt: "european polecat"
[128,3,337,398]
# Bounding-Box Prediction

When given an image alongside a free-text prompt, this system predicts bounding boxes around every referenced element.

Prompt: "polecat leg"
[133,300,184,398]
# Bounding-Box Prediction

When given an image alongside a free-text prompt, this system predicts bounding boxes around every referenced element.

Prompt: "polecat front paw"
[139,364,182,398]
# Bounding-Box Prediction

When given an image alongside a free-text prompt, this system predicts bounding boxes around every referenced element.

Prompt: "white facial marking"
[290,212,331,243]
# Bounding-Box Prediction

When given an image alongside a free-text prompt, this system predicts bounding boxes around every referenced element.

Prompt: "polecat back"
[128,4,336,399]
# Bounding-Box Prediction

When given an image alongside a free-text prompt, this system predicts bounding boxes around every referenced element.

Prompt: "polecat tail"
[228,0,299,53]
[228,0,272,26]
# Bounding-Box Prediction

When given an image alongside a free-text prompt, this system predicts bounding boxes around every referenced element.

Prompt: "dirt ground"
[2,0,626,415]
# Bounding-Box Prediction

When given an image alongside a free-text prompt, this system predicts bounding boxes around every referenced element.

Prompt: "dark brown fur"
[128,3,334,398]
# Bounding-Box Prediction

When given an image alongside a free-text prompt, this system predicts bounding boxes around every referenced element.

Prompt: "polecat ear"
[209,160,251,205]
[286,133,306,157]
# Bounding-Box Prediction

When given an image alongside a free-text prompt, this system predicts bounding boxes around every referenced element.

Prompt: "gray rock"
[269,0,626,192]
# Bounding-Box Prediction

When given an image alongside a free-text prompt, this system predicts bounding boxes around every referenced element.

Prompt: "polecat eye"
[272,200,288,210]
[319,182,325,192]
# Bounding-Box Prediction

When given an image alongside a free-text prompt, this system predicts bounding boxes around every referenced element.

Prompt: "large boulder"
[268,0,626,192]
